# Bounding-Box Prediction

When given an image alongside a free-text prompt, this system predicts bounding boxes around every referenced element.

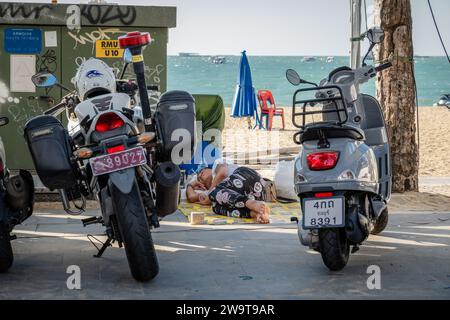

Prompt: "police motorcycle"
[287,28,392,271]
[0,117,34,273]
[24,32,196,282]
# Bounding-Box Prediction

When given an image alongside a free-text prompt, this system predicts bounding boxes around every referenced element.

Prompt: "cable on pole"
[427,0,450,64]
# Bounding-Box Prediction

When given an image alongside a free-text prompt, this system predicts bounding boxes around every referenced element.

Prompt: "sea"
[167,56,450,107]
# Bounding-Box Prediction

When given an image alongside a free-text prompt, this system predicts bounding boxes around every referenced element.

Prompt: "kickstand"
[87,234,114,258]
[351,245,360,254]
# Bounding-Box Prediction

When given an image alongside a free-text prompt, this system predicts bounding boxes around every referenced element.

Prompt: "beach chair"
[257,90,285,131]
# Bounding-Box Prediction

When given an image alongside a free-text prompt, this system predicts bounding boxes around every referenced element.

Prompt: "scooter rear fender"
[294,138,378,195]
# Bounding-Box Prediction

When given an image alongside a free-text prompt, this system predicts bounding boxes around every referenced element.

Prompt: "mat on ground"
[178,201,300,225]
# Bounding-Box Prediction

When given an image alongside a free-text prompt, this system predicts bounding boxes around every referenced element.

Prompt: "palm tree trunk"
[374,0,419,192]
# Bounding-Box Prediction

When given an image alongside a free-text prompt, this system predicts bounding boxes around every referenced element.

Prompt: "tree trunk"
[374,0,418,192]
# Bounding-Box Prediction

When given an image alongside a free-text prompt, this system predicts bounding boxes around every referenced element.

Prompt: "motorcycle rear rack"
[292,85,349,130]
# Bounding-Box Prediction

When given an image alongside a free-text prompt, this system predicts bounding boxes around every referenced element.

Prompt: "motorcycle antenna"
[118,31,154,132]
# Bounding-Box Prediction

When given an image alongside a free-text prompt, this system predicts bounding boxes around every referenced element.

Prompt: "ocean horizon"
[167,55,450,107]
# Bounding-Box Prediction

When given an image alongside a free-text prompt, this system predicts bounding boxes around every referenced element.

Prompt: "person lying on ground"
[186,159,270,224]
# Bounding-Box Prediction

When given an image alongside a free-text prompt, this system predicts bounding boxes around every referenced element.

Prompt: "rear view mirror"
[123,49,132,64]
[286,69,302,86]
[31,72,58,88]
[367,27,385,44]
[0,117,9,127]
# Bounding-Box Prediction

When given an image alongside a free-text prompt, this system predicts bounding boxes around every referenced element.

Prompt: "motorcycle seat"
[300,123,365,143]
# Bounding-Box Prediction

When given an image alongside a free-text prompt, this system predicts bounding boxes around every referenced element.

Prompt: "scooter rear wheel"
[0,222,13,273]
[319,228,350,271]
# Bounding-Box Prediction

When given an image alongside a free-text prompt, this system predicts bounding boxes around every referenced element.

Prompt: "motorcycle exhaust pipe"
[298,225,320,250]
[155,161,181,217]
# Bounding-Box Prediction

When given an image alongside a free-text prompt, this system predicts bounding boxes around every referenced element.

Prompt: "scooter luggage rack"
[292,85,348,130]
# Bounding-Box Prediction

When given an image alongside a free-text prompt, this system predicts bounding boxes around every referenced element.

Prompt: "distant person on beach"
[186,158,270,224]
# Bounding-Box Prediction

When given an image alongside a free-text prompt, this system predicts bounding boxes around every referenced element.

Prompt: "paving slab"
[0,208,449,300]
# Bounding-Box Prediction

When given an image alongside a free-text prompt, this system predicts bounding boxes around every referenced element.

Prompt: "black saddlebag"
[155,90,196,162]
[24,115,79,190]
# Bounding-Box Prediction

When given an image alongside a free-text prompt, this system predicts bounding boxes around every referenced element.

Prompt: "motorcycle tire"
[111,181,159,282]
[319,228,350,271]
[0,222,13,273]
[371,208,389,235]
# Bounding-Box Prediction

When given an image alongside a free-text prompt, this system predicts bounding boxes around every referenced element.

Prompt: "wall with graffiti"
[0,2,175,170]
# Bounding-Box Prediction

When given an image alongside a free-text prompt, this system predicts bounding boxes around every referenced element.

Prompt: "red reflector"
[315,192,333,198]
[95,113,124,133]
[118,32,151,48]
[306,152,339,171]
[107,145,125,154]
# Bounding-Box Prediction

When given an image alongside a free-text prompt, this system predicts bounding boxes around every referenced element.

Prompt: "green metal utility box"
[0,2,176,170]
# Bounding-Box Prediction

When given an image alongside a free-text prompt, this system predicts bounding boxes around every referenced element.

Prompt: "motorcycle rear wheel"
[0,222,13,273]
[111,181,159,282]
[319,228,349,271]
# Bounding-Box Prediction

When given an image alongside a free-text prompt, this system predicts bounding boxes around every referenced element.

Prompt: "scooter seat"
[300,123,365,143]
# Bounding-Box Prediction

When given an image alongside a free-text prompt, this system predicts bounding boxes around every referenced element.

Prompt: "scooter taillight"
[315,192,333,198]
[306,152,339,171]
[95,113,124,132]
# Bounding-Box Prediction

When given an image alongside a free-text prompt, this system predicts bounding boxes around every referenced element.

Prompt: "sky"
[5,0,450,56]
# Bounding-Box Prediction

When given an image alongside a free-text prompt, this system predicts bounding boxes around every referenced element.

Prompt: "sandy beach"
[222,106,450,211]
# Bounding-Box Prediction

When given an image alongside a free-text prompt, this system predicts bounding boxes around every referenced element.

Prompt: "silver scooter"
[287,27,392,271]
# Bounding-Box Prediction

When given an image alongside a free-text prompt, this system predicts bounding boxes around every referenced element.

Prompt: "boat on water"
[326,56,334,63]
[302,56,316,62]
[211,56,226,64]
[433,94,450,108]
[179,52,200,57]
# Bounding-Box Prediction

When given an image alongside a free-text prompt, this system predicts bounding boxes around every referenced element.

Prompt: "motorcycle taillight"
[107,145,125,154]
[95,113,124,132]
[306,152,339,171]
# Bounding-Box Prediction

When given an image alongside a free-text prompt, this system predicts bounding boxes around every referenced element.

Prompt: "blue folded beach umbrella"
[231,51,258,118]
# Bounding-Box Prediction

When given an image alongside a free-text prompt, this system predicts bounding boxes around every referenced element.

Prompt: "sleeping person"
[186,159,270,224]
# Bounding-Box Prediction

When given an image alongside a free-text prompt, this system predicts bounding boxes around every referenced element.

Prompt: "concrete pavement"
[0,208,449,299]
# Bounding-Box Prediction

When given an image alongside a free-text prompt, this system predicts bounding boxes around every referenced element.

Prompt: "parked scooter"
[287,27,392,271]
[0,117,34,273]
[24,32,196,281]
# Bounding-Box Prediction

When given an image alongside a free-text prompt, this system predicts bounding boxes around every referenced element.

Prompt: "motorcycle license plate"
[89,147,146,176]
[302,197,345,229]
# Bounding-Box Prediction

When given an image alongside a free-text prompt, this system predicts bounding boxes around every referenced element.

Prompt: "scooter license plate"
[89,147,147,176]
[302,197,345,229]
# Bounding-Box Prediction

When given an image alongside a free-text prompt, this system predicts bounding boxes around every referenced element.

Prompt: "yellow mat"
[178,201,300,225]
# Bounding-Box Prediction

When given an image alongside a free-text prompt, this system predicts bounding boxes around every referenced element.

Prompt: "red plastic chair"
[257,90,285,131]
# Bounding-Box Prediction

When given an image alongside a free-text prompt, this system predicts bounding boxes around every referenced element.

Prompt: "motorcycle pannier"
[155,90,196,162]
[24,115,78,190]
